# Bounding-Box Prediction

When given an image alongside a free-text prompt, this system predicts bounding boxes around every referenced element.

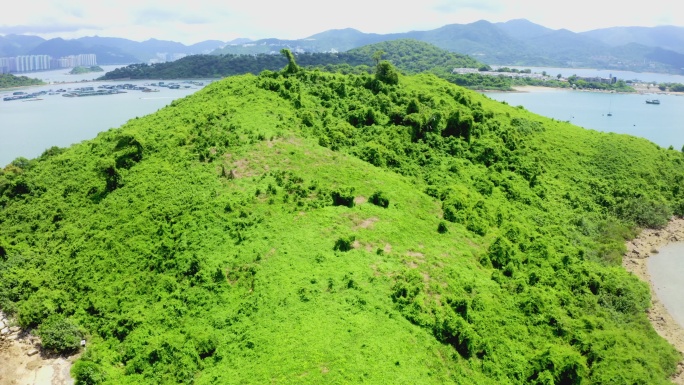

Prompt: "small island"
[69,66,104,75]
[0,73,45,89]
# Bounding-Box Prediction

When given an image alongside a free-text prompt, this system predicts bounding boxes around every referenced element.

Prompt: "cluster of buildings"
[0,54,97,74]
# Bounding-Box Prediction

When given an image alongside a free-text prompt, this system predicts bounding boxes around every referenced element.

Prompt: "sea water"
[1,77,209,166]
[648,243,684,328]
[484,88,684,150]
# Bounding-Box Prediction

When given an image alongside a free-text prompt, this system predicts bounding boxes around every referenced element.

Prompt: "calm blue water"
[1,76,211,166]
[485,89,684,150]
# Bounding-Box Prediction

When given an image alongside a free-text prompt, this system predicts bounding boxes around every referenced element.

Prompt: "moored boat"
[646,99,660,104]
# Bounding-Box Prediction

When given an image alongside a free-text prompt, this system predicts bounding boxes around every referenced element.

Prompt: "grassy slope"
[1,69,683,384]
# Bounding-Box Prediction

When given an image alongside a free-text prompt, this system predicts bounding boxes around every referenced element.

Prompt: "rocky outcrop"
[0,310,77,385]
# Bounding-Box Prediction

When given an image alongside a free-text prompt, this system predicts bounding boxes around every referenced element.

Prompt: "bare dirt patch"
[354,217,378,230]
[623,217,684,384]
[354,196,367,205]
[0,332,78,385]
[406,251,424,258]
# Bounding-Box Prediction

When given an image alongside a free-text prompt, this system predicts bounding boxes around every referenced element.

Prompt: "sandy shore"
[623,217,684,383]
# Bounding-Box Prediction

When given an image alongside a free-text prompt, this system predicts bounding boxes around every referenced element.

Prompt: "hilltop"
[1,57,683,384]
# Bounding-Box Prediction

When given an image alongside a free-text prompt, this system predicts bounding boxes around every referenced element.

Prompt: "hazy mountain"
[303,28,386,51]
[213,19,684,73]
[4,19,684,73]
[582,26,684,54]
[75,37,226,61]
[188,40,228,54]
[28,38,139,64]
[226,37,253,45]
[0,34,45,56]
[526,29,608,66]
[494,18,555,40]
[411,20,530,63]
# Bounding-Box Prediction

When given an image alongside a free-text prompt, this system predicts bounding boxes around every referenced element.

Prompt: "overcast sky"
[0,0,680,45]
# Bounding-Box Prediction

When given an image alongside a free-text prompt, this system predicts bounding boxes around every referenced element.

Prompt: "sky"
[0,0,681,45]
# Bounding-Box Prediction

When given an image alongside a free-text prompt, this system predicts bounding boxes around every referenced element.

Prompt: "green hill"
[99,39,481,81]
[0,73,44,89]
[1,57,682,384]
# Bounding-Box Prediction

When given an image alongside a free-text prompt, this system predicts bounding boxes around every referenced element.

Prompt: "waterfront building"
[0,54,97,73]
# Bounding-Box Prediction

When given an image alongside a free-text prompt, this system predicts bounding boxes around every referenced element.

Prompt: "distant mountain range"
[0,35,243,64]
[2,19,684,73]
[214,19,684,74]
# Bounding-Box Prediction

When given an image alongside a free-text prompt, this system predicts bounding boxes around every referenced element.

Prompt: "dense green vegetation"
[1,54,683,384]
[98,39,641,93]
[0,73,44,89]
[99,39,482,83]
[658,82,684,92]
[70,66,104,75]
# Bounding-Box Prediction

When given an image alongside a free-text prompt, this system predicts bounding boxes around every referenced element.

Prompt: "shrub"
[375,61,399,85]
[331,187,355,207]
[334,235,356,252]
[369,190,390,208]
[72,360,106,385]
[617,198,671,229]
[437,221,449,234]
[38,316,82,354]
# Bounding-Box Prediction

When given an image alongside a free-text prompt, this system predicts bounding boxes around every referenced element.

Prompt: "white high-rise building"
[0,53,97,72]
[77,54,97,66]
[12,55,51,72]
[0,57,10,74]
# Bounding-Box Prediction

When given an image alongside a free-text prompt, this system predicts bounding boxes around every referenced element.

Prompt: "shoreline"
[509,84,684,96]
[623,217,684,384]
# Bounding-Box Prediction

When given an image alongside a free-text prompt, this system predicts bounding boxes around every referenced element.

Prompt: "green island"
[99,39,639,92]
[0,73,45,89]
[69,66,105,75]
[1,51,683,384]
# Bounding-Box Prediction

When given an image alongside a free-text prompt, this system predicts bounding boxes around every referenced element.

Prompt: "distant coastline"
[507,85,684,97]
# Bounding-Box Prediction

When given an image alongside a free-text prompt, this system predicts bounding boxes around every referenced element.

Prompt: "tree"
[38,316,83,354]
[375,61,399,85]
[280,49,300,74]
[372,50,386,67]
